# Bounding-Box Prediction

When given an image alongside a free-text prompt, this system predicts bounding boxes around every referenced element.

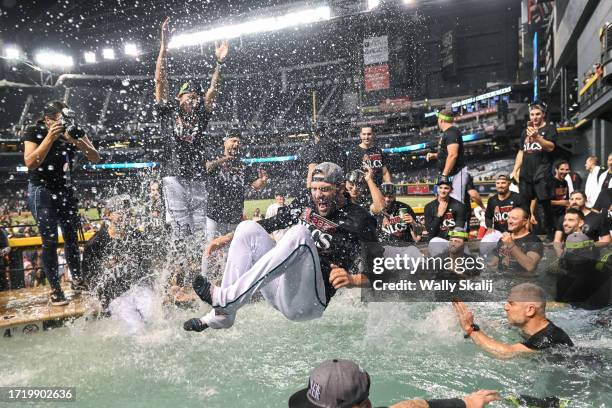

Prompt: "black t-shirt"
[207,158,259,224]
[551,177,569,218]
[258,190,383,304]
[155,101,216,180]
[521,321,574,350]
[81,225,155,308]
[378,200,419,244]
[424,197,466,240]
[345,145,386,186]
[594,188,612,213]
[485,192,525,233]
[22,124,78,190]
[555,211,607,241]
[520,123,557,181]
[437,126,465,176]
[496,232,544,274]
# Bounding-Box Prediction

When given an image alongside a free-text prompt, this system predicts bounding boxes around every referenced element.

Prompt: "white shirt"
[586,165,602,208]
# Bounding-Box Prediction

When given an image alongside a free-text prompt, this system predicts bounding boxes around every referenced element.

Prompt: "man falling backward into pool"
[184,162,383,332]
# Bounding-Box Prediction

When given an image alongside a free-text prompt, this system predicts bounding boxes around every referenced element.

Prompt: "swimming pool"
[1,290,611,407]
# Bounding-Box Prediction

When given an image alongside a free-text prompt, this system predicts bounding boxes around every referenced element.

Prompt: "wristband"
[463,323,480,338]
[427,398,466,408]
[216,59,226,66]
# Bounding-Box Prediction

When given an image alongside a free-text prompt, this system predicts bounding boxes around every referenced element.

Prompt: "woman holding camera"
[23,101,100,305]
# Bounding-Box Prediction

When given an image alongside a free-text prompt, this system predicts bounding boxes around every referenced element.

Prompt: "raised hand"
[215,40,229,63]
[161,17,175,48]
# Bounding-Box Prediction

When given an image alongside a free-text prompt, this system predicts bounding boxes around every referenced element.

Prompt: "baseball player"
[183,162,382,332]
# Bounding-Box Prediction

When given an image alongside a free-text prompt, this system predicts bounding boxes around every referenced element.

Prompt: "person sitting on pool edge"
[453,283,573,358]
[289,358,500,408]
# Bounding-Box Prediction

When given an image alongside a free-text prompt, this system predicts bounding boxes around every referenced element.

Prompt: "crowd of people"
[1,17,610,407]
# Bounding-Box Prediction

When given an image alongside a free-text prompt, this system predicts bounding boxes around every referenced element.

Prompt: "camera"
[58,108,85,139]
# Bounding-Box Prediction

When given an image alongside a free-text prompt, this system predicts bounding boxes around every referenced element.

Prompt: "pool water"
[1,290,611,408]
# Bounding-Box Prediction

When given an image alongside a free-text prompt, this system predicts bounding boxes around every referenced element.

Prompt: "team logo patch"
[441,211,456,230]
[382,215,408,236]
[301,208,338,233]
[362,153,382,170]
[300,208,338,249]
[493,205,514,224]
[308,381,322,401]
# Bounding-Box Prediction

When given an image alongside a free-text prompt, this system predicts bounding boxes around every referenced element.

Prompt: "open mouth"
[317,201,330,213]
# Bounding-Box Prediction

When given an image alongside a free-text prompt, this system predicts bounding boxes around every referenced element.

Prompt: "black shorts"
[519,177,553,201]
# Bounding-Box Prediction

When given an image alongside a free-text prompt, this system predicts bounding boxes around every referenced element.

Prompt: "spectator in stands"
[377,182,422,243]
[23,100,100,305]
[550,160,571,224]
[453,283,573,358]
[345,168,385,214]
[553,191,610,250]
[289,358,500,408]
[345,126,391,186]
[154,17,228,240]
[424,180,466,252]
[426,109,468,204]
[304,125,343,188]
[489,207,543,275]
[485,175,526,234]
[511,101,557,237]
[265,194,288,242]
[585,155,605,208]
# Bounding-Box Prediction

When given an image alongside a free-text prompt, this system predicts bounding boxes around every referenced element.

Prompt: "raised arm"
[204,40,229,112]
[155,17,173,104]
[251,169,268,190]
[453,300,534,359]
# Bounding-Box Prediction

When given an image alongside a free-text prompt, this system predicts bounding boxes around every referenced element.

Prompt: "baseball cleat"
[183,318,208,332]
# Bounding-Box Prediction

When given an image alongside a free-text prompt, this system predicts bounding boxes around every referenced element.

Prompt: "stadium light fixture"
[102,48,115,60]
[168,5,332,49]
[84,51,97,63]
[4,46,21,60]
[34,51,74,68]
[367,0,380,10]
[124,43,139,56]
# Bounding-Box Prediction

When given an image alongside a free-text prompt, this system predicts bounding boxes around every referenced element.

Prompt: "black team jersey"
[521,320,574,350]
[378,201,419,244]
[520,123,557,182]
[485,192,525,233]
[424,197,466,240]
[257,190,383,303]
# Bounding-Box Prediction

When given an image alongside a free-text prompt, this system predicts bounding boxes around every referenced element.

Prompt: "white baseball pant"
[450,166,469,204]
[108,286,156,335]
[162,176,207,239]
[200,221,328,329]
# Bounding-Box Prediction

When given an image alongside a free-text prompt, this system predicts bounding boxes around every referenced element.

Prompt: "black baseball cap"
[288,359,370,408]
[436,178,452,187]
[380,183,395,196]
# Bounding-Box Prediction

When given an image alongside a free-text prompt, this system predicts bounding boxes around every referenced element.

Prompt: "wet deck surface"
[0,284,97,330]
